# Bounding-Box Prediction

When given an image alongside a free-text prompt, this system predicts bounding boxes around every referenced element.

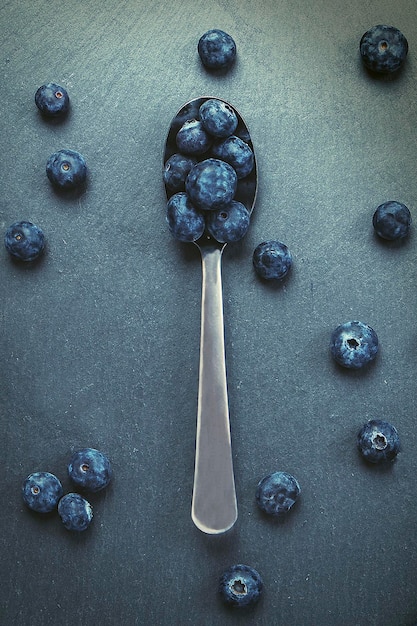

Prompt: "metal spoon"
[164,96,257,534]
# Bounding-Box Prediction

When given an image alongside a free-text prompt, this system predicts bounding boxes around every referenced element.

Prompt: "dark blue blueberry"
[4,220,45,262]
[206,200,250,243]
[357,419,400,463]
[199,99,238,139]
[212,135,254,179]
[330,321,378,369]
[360,25,408,74]
[35,82,70,117]
[372,201,412,240]
[176,119,212,156]
[58,493,93,531]
[166,192,205,242]
[163,153,197,192]
[253,240,292,280]
[46,149,87,190]
[22,472,63,513]
[68,448,112,492]
[219,564,263,609]
[198,29,236,71]
[256,471,300,517]
[186,158,237,211]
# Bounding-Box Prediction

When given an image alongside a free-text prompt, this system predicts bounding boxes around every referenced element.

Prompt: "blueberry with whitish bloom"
[256,471,300,517]
[46,149,87,190]
[163,153,197,192]
[186,158,237,211]
[212,135,254,178]
[199,99,238,139]
[58,493,93,531]
[206,200,250,243]
[357,419,400,463]
[253,240,292,280]
[198,29,236,71]
[22,472,63,513]
[176,119,212,156]
[35,82,70,117]
[4,220,45,262]
[372,201,412,240]
[68,448,112,492]
[219,564,263,608]
[360,25,408,74]
[330,321,378,369]
[166,192,206,242]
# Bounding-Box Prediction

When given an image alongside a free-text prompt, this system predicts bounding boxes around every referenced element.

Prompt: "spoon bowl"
[164,97,257,533]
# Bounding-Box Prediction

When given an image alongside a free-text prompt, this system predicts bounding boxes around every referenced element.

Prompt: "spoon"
[164,96,257,534]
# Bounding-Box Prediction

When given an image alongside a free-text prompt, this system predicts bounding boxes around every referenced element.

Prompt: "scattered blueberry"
[186,158,237,211]
[35,82,70,117]
[256,471,301,517]
[198,29,236,71]
[4,220,45,261]
[357,419,400,463]
[212,135,254,179]
[166,192,206,242]
[163,153,197,192]
[58,493,93,531]
[253,240,292,280]
[360,25,408,74]
[68,448,112,492]
[219,564,263,608]
[176,119,212,156]
[22,472,63,513]
[46,149,87,190]
[330,321,379,369]
[372,201,412,240]
[206,200,250,243]
[199,99,238,139]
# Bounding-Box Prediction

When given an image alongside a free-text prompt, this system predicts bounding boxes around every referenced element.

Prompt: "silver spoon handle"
[191,246,238,534]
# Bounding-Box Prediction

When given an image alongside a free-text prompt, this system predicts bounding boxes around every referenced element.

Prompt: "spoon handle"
[191,245,238,534]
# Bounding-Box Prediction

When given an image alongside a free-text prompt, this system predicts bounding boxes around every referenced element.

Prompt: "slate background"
[1,1,416,625]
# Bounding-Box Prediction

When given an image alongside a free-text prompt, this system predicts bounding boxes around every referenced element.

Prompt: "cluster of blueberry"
[22,448,112,532]
[3,83,87,263]
[164,97,255,244]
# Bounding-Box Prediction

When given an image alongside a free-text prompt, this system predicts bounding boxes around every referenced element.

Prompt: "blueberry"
[199,99,238,139]
[46,149,87,190]
[212,135,254,178]
[357,419,400,463]
[198,29,236,71]
[176,119,212,156]
[255,471,301,517]
[186,158,237,211]
[166,192,206,242]
[68,448,112,492]
[253,240,292,280]
[4,220,45,262]
[330,321,379,369]
[22,472,63,513]
[372,201,412,240]
[360,25,408,74]
[58,493,93,531]
[163,153,197,192]
[206,200,250,243]
[35,82,70,117]
[219,564,263,609]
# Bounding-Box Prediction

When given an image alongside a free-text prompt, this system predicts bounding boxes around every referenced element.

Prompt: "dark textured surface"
[1,1,416,625]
